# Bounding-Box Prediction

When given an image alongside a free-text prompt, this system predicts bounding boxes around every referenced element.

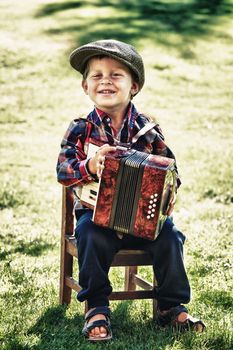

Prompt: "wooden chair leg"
[59,241,73,304]
[60,186,74,304]
[124,266,138,291]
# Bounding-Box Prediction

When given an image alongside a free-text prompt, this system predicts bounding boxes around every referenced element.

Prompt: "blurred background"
[0,1,232,349]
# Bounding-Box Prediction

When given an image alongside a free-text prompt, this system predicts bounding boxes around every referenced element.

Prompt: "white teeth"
[99,90,114,93]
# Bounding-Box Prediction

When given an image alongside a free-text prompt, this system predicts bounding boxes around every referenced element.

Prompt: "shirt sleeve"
[56,119,96,187]
[152,124,181,188]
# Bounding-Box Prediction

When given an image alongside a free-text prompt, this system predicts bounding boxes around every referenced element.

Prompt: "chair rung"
[65,276,82,292]
[133,274,153,290]
[109,290,155,300]
[65,276,154,300]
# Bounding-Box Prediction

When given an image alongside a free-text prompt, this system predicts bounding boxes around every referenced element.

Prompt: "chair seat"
[65,235,153,266]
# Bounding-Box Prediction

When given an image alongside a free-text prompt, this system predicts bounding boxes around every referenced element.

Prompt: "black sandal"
[157,305,205,332]
[82,306,112,341]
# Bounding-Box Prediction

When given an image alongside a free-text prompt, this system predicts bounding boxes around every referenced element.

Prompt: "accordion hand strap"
[131,122,156,144]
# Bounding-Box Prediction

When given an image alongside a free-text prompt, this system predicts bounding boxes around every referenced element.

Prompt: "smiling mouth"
[98,90,116,94]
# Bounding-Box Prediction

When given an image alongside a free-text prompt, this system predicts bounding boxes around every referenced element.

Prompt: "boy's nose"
[100,77,113,84]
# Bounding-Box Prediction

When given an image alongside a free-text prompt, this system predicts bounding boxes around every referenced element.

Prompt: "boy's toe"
[100,326,107,337]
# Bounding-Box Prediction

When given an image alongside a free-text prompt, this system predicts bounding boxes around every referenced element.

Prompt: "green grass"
[0,0,233,349]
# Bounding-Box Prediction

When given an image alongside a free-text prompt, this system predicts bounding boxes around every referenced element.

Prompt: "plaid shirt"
[56,102,181,188]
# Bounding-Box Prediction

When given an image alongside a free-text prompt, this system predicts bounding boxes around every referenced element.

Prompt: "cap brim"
[70,47,137,80]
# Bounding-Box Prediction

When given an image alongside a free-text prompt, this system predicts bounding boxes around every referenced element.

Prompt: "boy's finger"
[97,155,105,163]
[96,161,105,178]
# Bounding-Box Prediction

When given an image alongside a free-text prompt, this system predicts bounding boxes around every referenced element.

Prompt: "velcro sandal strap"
[82,317,113,340]
[184,316,206,331]
[85,306,111,321]
[170,305,188,320]
[157,305,205,332]
[157,305,188,326]
[84,319,110,334]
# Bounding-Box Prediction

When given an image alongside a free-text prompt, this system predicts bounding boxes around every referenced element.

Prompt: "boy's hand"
[88,144,116,178]
[166,191,177,216]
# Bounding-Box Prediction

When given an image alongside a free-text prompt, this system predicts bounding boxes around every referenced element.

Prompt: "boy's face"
[82,57,139,115]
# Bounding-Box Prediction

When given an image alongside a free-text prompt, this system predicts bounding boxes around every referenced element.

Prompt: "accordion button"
[149,200,153,204]
[150,195,154,199]
[153,198,157,202]
[151,214,155,218]
[148,210,151,214]
[147,215,151,219]
[154,193,158,197]
[152,204,156,207]
[152,208,155,213]
[149,205,152,209]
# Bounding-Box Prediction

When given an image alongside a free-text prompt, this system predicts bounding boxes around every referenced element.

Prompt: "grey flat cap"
[70,39,145,91]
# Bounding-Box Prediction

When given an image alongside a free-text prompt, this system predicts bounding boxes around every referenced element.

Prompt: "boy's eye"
[112,73,122,77]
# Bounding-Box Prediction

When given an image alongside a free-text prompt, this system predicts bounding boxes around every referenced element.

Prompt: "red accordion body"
[80,147,176,240]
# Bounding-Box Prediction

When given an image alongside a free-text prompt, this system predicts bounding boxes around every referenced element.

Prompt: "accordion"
[79,143,177,240]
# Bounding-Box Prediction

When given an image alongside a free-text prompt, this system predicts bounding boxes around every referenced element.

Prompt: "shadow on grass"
[35,1,82,16]
[0,235,55,260]
[199,289,233,310]
[14,239,55,256]
[0,186,27,210]
[7,301,177,350]
[4,305,80,350]
[4,301,233,350]
[35,0,232,56]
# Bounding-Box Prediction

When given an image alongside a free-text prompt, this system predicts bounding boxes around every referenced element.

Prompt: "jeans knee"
[160,218,186,247]
[75,215,116,254]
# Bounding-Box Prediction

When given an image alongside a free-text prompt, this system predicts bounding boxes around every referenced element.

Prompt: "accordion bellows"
[80,146,176,240]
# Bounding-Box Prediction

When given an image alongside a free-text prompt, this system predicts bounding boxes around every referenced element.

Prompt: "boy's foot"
[157,305,205,332]
[82,306,112,341]
[87,312,108,338]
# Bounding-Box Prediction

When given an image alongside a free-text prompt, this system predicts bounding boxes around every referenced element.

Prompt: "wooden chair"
[59,186,158,319]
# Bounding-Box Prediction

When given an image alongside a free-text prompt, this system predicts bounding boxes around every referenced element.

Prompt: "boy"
[56,39,205,341]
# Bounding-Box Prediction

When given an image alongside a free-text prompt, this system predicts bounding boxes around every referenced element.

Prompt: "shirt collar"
[91,102,139,129]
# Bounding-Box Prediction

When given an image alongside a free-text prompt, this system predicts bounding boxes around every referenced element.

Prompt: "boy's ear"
[82,80,88,95]
[131,82,139,97]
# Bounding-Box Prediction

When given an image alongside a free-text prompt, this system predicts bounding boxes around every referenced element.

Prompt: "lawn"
[0,0,232,349]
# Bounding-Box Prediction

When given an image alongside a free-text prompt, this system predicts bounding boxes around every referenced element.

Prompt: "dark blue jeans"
[75,210,190,310]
